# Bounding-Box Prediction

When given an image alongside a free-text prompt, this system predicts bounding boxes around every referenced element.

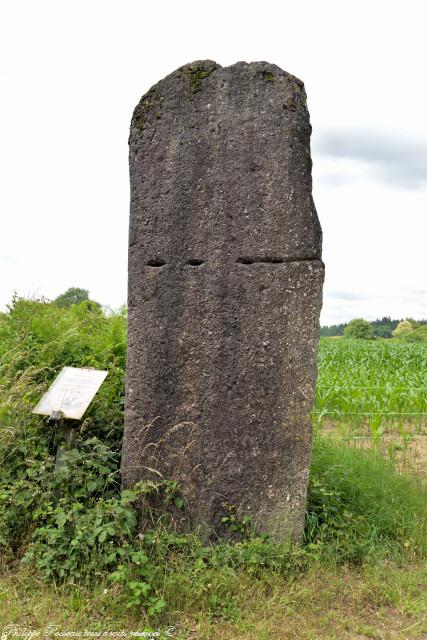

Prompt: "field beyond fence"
[313,338,427,477]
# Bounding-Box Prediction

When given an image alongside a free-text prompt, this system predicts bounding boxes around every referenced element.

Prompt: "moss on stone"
[132,90,163,131]
[263,71,275,82]
[181,66,214,93]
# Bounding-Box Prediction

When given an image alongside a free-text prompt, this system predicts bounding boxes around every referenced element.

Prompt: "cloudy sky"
[1,0,426,325]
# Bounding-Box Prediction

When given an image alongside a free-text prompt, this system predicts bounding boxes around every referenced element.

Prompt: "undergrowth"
[0,296,426,623]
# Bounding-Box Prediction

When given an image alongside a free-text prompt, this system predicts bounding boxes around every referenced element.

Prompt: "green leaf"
[98,530,107,543]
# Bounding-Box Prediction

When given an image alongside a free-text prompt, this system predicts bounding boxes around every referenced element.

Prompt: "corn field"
[313,339,427,439]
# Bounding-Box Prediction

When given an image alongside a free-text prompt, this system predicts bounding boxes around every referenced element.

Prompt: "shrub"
[393,320,415,338]
[0,296,127,555]
[343,318,374,340]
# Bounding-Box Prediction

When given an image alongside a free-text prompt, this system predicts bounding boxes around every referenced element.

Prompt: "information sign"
[33,367,108,420]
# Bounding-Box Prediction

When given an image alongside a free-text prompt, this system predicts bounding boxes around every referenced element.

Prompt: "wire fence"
[312,412,427,416]
[311,384,427,440]
[315,434,427,440]
[316,385,427,390]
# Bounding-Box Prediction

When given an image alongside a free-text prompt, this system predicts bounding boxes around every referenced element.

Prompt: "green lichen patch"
[181,65,214,93]
[263,71,275,82]
[132,89,163,132]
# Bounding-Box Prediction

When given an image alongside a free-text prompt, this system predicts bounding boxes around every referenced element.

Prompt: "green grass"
[306,437,427,561]
[1,563,426,638]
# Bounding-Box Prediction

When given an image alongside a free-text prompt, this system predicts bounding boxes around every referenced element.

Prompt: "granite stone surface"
[121,60,324,541]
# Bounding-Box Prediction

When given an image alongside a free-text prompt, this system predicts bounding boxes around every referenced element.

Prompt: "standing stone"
[121,60,324,542]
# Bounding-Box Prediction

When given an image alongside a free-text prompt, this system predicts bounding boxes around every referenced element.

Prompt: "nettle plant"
[23,463,175,616]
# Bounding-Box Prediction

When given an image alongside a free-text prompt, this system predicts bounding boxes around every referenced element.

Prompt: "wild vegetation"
[0,296,426,638]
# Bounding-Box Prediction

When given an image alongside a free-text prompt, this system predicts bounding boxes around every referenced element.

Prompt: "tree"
[375,324,393,338]
[412,325,427,342]
[406,318,419,329]
[320,323,346,337]
[343,318,374,340]
[54,287,90,308]
[392,320,414,339]
[371,316,393,338]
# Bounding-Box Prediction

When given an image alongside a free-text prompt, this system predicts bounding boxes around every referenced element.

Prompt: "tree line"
[321,317,427,340]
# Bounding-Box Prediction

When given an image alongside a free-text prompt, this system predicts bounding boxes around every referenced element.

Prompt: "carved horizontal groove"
[236,256,317,264]
[146,259,165,267]
[237,256,284,264]
[186,259,205,266]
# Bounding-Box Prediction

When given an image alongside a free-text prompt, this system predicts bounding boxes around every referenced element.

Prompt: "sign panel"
[33,367,108,420]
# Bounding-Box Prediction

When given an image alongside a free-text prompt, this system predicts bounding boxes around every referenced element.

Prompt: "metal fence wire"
[311,385,427,436]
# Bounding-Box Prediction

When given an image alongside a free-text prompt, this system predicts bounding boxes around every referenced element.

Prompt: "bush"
[0,296,127,556]
[393,320,415,338]
[396,324,427,343]
[343,318,374,340]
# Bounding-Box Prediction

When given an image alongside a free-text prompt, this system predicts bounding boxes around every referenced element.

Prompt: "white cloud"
[314,130,427,189]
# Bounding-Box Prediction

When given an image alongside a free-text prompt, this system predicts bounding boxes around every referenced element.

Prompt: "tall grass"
[306,436,427,562]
